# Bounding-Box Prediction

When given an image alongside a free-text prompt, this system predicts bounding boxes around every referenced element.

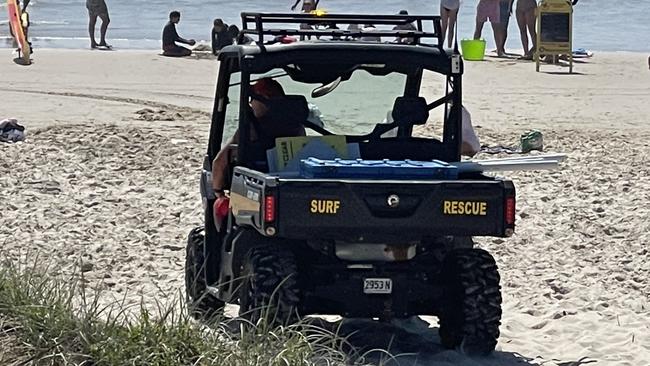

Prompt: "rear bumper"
[298,261,442,318]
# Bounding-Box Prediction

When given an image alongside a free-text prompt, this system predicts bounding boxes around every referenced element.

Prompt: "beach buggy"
[185,12,516,355]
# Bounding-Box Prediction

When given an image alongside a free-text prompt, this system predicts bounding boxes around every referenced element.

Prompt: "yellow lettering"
[310,199,341,214]
[443,200,488,216]
[471,202,479,215]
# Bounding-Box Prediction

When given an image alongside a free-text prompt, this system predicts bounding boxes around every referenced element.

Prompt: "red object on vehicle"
[264,196,275,222]
[505,197,516,225]
[278,35,297,44]
[214,196,230,219]
[213,196,230,230]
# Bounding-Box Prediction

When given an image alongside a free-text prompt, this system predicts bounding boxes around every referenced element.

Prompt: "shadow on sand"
[12,57,31,66]
[322,317,538,366]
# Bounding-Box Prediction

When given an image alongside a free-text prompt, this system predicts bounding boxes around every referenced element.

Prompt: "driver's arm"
[211,130,239,193]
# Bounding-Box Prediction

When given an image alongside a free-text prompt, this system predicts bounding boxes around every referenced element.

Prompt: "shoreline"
[2,44,650,53]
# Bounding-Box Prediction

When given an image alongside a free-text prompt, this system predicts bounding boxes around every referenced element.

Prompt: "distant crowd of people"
[58,0,650,67]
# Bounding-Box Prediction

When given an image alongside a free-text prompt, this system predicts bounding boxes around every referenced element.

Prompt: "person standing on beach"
[495,0,513,56]
[473,0,500,53]
[516,0,537,59]
[162,11,196,57]
[291,0,320,13]
[440,0,460,48]
[86,0,111,49]
[11,0,33,53]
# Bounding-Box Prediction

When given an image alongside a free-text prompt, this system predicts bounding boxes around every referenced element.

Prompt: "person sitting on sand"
[211,78,305,196]
[393,10,417,44]
[162,11,196,57]
[473,0,500,54]
[227,25,254,45]
[291,0,320,13]
[86,0,111,49]
[211,18,231,55]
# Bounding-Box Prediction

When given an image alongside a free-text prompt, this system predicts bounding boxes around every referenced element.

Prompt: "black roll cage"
[239,12,445,49]
[207,13,463,170]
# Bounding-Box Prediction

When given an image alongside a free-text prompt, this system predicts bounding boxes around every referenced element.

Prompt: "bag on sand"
[520,130,543,153]
[461,107,481,157]
[0,118,26,143]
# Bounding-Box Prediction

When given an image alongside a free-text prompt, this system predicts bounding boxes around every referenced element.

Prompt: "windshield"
[243,69,408,136]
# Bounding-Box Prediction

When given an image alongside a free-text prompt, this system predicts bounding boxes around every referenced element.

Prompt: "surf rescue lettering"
[443,201,487,216]
[310,199,341,214]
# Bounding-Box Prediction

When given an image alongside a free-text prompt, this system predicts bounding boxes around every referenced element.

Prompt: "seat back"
[255,95,309,143]
[391,96,429,127]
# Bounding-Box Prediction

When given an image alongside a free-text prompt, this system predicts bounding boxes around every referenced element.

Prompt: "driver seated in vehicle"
[211,77,306,197]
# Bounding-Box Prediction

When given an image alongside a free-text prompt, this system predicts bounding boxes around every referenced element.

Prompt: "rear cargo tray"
[299,158,458,179]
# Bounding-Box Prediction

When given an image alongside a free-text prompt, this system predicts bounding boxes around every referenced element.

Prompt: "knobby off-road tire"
[239,244,300,327]
[438,248,502,356]
[185,226,224,320]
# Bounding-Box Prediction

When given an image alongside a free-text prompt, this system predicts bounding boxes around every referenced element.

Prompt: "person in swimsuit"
[291,0,320,12]
[516,0,537,59]
[495,0,514,56]
[440,0,460,48]
[161,11,196,57]
[473,0,500,53]
[86,0,111,49]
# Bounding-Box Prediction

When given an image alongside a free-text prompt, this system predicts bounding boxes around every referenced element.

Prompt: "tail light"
[264,195,276,223]
[505,196,516,225]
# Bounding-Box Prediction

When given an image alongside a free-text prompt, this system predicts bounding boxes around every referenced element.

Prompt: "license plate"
[363,278,392,294]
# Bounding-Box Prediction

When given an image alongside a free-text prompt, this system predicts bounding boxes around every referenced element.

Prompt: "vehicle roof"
[218,41,461,75]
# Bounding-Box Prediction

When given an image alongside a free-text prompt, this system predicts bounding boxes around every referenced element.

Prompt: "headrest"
[391,97,429,127]
[263,95,309,124]
[254,95,309,141]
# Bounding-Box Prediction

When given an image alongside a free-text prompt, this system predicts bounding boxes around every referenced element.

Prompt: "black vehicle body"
[187,12,515,355]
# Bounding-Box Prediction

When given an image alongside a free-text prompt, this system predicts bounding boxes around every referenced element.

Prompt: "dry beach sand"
[1,49,649,365]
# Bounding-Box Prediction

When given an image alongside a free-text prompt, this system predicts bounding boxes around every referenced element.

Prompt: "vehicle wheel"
[185,226,224,319]
[438,248,502,356]
[239,244,300,326]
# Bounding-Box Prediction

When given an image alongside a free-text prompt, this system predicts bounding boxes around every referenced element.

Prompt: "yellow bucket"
[461,39,486,61]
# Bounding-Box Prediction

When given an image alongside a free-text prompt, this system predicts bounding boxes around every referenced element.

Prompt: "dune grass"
[0,258,359,366]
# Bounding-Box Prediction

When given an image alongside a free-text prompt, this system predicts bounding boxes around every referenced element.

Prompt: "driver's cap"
[250,78,285,100]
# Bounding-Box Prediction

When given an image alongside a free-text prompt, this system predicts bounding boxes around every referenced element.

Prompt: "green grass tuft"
[0,258,362,366]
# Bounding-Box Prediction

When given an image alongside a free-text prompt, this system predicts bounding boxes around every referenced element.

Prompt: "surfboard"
[7,0,31,64]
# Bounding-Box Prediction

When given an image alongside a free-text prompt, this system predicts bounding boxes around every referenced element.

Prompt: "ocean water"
[0,0,648,52]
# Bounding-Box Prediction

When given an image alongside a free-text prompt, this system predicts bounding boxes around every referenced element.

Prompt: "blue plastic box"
[299,158,458,180]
